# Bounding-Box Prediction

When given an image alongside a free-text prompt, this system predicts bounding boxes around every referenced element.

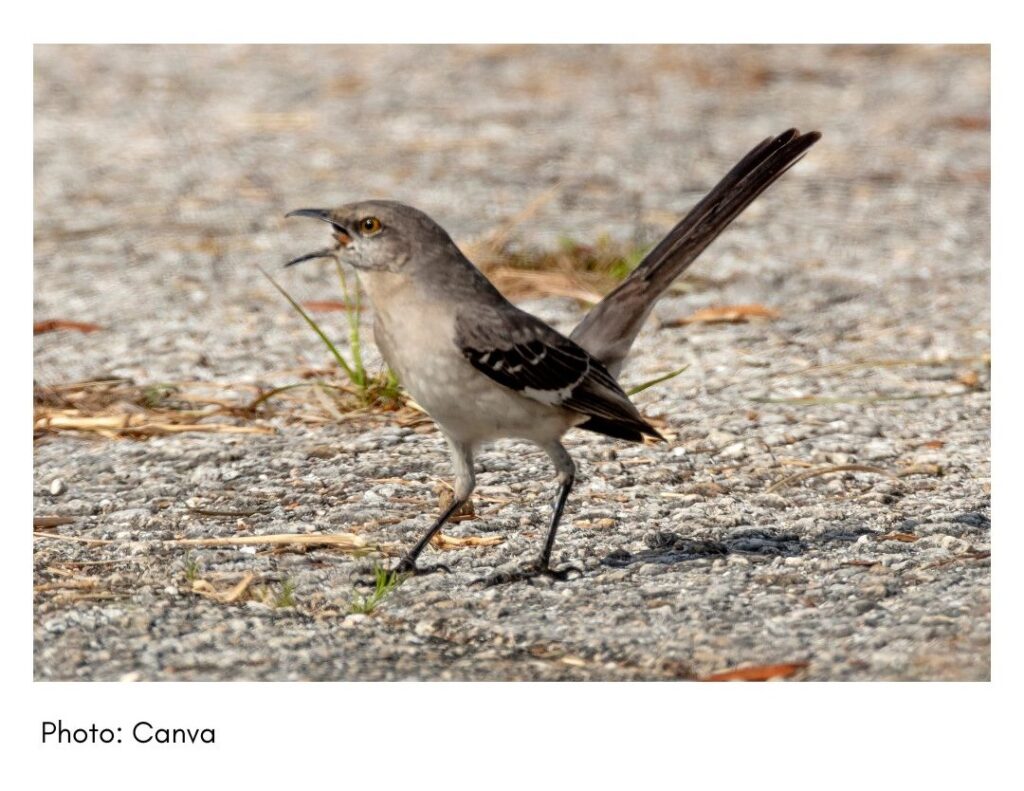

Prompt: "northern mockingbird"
[284,128,820,583]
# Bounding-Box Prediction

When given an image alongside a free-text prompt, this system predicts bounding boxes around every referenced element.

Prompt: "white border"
[9,2,1014,787]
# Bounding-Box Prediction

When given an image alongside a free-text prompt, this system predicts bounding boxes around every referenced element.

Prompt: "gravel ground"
[33,45,990,681]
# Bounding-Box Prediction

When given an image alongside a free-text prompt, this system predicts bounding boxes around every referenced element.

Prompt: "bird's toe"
[390,557,451,577]
[473,560,581,587]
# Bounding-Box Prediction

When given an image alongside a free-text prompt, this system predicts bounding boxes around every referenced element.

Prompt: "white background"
[8,2,1013,788]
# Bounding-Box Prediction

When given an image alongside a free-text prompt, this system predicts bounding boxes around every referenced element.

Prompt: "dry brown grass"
[33,375,425,440]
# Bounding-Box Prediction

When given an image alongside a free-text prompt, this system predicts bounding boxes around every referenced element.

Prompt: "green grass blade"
[348,565,403,614]
[259,266,357,382]
[627,365,689,396]
[334,259,366,388]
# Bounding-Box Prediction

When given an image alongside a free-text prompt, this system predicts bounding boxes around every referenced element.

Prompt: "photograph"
[33,43,990,682]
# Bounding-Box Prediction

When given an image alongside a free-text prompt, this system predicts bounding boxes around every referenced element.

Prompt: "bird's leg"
[477,441,581,586]
[538,457,577,578]
[391,436,475,576]
[390,498,463,576]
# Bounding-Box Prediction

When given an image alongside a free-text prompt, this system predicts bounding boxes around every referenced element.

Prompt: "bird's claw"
[543,564,583,582]
[389,557,451,577]
[473,561,583,587]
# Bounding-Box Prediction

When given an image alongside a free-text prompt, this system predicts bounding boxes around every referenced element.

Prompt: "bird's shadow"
[600,527,834,568]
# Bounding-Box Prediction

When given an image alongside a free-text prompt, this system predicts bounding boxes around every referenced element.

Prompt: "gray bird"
[284,128,820,583]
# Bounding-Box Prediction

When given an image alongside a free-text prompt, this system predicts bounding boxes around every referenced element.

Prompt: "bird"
[283,128,820,583]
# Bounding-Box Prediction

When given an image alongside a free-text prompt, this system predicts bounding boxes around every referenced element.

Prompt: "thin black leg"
[539,473,574,570]
[475,471,581,586]
[391,497,465,576]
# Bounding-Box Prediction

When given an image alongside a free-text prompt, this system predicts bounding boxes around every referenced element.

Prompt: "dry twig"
[767,464,898,494]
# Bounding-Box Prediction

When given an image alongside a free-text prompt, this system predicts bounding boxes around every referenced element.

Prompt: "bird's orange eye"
[360,216,382,236]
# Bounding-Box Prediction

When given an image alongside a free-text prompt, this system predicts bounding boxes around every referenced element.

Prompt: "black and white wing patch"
[463,338,588,406]
[455,306,663,442]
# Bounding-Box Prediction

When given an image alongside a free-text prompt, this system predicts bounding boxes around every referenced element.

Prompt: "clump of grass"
[491,233,649,282]
[248,578,298,608]
[274,578,297,609]
[183,552,200,583]
[546,235,649,282]
[260,263,404,411]
[349,565,403,615]
[141,383,180,409]
[363,367,403,409]
[564,235,649,282]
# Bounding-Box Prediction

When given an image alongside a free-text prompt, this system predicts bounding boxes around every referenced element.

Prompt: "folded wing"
[455,304,663,442]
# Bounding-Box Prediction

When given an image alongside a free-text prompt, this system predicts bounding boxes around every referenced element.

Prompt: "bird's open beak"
[286,208,333,223]
[284,247,338,267]
[284,208,351,267]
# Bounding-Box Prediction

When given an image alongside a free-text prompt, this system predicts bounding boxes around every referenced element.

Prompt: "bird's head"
[283,200,453,273]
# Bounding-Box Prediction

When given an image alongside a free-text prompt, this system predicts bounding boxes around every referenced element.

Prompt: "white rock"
[719,442,747,460]
[862,440,897,461]
[937,535,971,553]
[708,430,739,446]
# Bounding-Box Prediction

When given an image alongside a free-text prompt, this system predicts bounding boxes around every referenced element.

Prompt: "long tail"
[570,128,821,376]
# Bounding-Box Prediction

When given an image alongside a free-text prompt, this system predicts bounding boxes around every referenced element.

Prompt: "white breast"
[359,270,579,446]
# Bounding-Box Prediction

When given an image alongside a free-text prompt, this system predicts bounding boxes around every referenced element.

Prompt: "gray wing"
[454,304,663,442]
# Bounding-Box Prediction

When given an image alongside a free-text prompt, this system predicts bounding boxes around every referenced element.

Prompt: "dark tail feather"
[570,129,821,376]
[576,414,664,443]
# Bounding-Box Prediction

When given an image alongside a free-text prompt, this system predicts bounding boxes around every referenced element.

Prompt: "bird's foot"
[390,556,451,577]
[473,560,582,587]
[354,557,451,587]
